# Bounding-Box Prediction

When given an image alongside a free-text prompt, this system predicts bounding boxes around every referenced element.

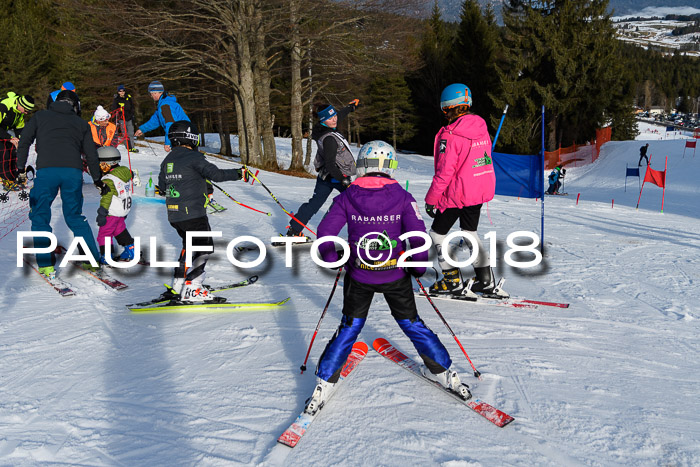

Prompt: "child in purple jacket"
[306,140,472,414]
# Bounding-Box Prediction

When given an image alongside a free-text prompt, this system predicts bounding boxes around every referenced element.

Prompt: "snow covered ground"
[612,6,700,57]
[2,124,699,465]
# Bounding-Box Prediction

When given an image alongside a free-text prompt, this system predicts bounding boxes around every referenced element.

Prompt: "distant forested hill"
[433,0,698,21]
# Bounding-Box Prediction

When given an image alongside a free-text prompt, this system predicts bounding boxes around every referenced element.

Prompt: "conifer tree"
[451,0,501,132]
[365,74,417,149]
[0,0,57,103]
[497,0,635,153]
[407,2,456,153]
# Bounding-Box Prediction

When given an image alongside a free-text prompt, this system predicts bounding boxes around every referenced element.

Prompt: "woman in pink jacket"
[424,83,507,298]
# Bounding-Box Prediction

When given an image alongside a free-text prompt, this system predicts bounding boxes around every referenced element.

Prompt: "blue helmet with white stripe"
[440,83,472,111]
[356,140,398,176]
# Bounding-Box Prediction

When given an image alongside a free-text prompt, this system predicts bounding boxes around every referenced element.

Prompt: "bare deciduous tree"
[75,0,283,168]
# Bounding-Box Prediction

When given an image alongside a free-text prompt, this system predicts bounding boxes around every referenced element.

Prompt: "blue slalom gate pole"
[492,105,509,151]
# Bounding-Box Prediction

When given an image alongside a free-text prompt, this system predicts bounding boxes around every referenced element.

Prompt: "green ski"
[129,297,290,314]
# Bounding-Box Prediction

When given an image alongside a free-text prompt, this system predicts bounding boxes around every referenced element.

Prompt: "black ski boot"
[471,266,509,299]
[428,268,464,295]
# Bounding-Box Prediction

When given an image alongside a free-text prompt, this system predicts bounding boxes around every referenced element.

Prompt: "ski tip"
[278,297,292,305]
[372,337,390,352]
[353,341,369,355]
[277,433,300,448]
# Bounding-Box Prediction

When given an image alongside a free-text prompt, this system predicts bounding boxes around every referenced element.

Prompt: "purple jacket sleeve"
[316,195,348,264]
[401,194,429,275]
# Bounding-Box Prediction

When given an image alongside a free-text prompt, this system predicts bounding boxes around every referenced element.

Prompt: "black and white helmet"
[55,90,81,116]
[168,120,200,148]
[97,146,121,165]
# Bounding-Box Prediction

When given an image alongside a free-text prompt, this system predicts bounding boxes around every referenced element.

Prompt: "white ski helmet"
[356,140,398,176]
[97,146,121,165]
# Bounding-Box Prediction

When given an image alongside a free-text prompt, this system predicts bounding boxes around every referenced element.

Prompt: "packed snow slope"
[1,127,699,466]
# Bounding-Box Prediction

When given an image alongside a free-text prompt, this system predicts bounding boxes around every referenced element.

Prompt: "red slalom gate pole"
[300,267,343,374]
[576,193,581,205]
[415,278,482,379]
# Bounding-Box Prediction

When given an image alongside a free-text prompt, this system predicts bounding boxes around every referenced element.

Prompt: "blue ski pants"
[316,275,452,382]
[29,167,100,268]
[289,176,345,234]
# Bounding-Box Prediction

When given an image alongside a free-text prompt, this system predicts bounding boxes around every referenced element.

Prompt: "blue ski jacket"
[138,93,189,147]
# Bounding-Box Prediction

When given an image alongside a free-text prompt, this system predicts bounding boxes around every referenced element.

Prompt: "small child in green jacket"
[95,146,135,263]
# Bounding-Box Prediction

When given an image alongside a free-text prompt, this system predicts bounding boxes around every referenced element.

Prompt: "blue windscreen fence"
[493,152,544,199]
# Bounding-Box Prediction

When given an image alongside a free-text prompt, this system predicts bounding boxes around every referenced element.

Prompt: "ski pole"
[209,180,272,216]
[492,104,509,151]
[300,267,343,374]
[415,278,482,379]
[244,166,317,237]
[143,139,160,157]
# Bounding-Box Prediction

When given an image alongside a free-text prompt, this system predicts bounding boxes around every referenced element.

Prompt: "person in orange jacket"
[89,106,119,148]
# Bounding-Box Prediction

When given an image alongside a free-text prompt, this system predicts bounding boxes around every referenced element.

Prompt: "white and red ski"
[54,245,128,290]
[373,338,514,428]
[517,299,569,308]
[24,259,75,297]
[277,341,368,448]
[73,263,128,290]
[415,290,538,309]
[416,290,570,309]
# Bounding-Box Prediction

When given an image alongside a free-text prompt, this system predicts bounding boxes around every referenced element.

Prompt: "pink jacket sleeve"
[425,131,461,207]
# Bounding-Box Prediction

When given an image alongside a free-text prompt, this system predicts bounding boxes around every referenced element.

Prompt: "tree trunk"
[222,118,232,158]
[234,94,249,164]
[230,0,262,166]
[392,107,397,149]
[236,34,263,166]
[216,92,232,157]
[249,3,278,170]
[289,0,304,171]
[547,115,557,152]
[304,44,314,167]
[644,80,652,110]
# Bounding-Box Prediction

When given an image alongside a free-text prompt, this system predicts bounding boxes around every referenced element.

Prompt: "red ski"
[73,262,128,290]
[373,338,514,428]
[518,299,569,308]
[277,341,369,448]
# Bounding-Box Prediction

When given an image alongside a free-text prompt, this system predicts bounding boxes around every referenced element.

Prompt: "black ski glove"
[95,180,109,196]
[407,266,426,278]
[348,99,359,111]
[155,185,165,196]
[96,206,109,227]
[341,176,352,188]
[425,203,436,218]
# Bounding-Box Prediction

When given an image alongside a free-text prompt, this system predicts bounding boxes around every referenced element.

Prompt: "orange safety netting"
[544,127,612,170]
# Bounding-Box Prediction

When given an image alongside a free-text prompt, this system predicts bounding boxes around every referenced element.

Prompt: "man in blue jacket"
[135,80,189,153]
[46,82,76,110]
